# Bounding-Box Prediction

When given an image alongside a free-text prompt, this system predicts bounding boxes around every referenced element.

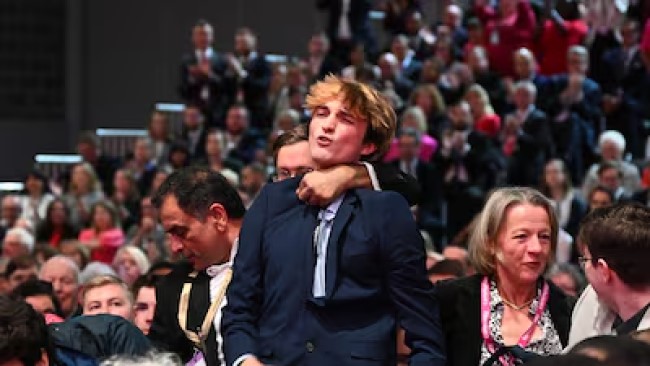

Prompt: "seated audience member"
[221,104,266,165]
[111,168,141,230]
[2,227,35,260]
[100,350,181,366]
[0,295,57,365]
[82,275,133,321]
[596,161,632,202]
[63,162,105,228]
[35,198,78,247]
[12,278,63,317]
[196,129,242,175]
[465,83,501,139]
[427,259,466,284]
[80,262,117,285]
[126,137,158,196]
[568,204,650,348]
[0,194,23,241]
[39,255,81,319]
[436,187,574,365]
[164,142,192,172]
[20,170,55,227]
[126,196,167,263]
[78,200,125,264]
[131,274,161,336]
[582,130,642,198]
[540,159,587,240]
[4,255,38,292]
[587,185,615,211]
[547,263,586,298]
[59,239,90,270]
[569,335,650,365]
[32,245,58,267]
[238,162,267,208]
[112,246,150,287]
[408,83,448,138]
[383,106,438,162]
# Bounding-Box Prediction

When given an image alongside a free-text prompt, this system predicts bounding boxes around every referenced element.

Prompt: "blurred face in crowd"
[240,167,264,195]
[398,134,419,162]
[275,141,314,181]
[92,205,114,231]
[514,86,535,110]
[235,32,254,55]
[25,175,45,196]
[444,5,462,28]
[2,196,21,226]
[589,189,613,211]
[350,44,366,65]
[183,106,203,131]
[405,11,422,35]
[378,55,397,79]
[159,195,231,271]
[448,102,472,130]
[309,97,375,169]
[567,51,588,75]
[550,271,578,297]
[391,37,409,60]
[113,170,131,195]
[149,112,168,140]
[468,49,489,73]
[621,21,639,48]
[151,171,169,195]
[49,200,67,226]
[465,90,484,116]
[71,165,92,194]
[514,51,535,79]
[83,283,133,320]
[2,233,28,259]
[140,197,156,219]
[495,204,552,286]
[25,294,57,316]
[226,107,248,135]
[7,265,38,291]
[598,167,621,191]
[414,91,432,113]
[114,251,142,286]
[133,286,156,335]
[59,242,85,270]
[544,160,567,190]
[600,140,622,161]
[309,34,327,57]
[192,24,213,51]
[39,260,79,317]
[133,139,152,164]
[77,142,97,162]
[205,133,223,158]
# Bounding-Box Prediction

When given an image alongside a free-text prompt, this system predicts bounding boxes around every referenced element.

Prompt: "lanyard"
[177,269,232,353]
[480,276,549,366]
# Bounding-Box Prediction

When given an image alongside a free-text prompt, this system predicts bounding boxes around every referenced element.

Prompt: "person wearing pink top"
[78,200,125,264]
[383,106,438,162]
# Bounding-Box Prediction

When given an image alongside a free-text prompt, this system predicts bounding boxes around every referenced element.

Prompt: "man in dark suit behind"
[222,75,445,366]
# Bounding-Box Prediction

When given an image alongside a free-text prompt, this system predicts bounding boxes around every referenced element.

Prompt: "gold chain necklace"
[501,297,534,311]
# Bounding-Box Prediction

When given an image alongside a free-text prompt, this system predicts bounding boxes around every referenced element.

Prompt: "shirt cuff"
[360,161,381,191]
[233,354,254,366]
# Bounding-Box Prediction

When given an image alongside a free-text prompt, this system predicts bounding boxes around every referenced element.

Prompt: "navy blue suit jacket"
[222,178,445,366]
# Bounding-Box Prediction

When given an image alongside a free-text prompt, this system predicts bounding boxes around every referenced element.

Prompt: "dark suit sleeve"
[148,276,194,362]
[377,192,446,366]
[370,162,421,206]
[221,186,269,365]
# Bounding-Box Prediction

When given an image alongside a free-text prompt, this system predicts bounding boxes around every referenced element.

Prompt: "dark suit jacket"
[179,51,230,126]
[222,179,446,366]
[435,274,575,366]
[149,262,221,366]
[372,162,421,206]
[317,0,374,47]
[507,108,554,186]
[224,53,272,130]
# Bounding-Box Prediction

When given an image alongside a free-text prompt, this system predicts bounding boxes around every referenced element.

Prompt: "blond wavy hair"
[305,75,397,160]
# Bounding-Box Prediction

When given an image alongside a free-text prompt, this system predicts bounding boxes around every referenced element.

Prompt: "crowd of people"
[3,0,650,365]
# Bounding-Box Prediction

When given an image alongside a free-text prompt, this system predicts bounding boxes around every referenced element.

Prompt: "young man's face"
[308,97,375,169]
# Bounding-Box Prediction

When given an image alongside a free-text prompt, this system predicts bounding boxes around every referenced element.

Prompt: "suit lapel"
[324,192,357,299]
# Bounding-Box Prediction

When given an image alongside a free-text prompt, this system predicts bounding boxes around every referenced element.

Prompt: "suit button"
[306,341,315,353]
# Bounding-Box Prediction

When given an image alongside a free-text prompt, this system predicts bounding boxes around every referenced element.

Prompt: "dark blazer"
[317,0,374,47]
[149,262,221,366]
[224,53,272,130]
[222,179,446,366]
[507,108,554,186]
[435,274,575,366]
[179,51,230,126]
[372,162,421,206]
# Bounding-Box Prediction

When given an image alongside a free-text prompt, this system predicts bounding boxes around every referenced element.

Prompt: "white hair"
[100,350,182,366]
[598,130,626,152]
[40,255,80,284]
[5,227,34,253]
[80,261,117,285]
[113,246,150,276]
[513,80,537,98]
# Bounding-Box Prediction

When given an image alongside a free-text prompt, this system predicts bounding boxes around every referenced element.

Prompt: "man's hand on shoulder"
[296,165,357,206]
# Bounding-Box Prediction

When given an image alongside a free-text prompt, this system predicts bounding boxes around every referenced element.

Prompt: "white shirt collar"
[205,238,238,277]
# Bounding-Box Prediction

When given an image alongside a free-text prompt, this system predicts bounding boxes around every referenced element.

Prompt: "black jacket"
[435,274,575,366]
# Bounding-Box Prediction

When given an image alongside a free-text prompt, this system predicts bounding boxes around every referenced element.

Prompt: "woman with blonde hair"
[465,84,501,138]
[436,187,574,365]
[112,245,150,286]
[63,162,105,228]
[408,84,448,137]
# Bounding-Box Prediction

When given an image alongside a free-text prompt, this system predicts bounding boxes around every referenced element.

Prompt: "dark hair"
[0,295,55,364]
[152,166,246,220]
[77,130,100,147]
[597,161,623,179]
[272,124,309,162]
[588,185,615,205]
[539,158,573,197]
[23,170,51,195]
[547,263,587,295]
[578,203,650,287]
[427,259,465,278]
[131,274,162,300]
[147,260,175,275]
[35,198,78,244]
[570,335,650,366]
[12,279,63,317]
[5,255,38,279]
